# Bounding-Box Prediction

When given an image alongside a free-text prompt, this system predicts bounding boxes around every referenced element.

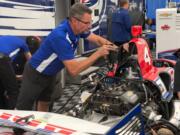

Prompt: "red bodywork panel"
[130,25,175,83]
[130,38,174,82]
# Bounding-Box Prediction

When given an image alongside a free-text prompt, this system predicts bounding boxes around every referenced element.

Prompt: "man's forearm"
[64,51,101,77]
[87,33,113,46]
[76,51,101,73]
[96,35,113,46]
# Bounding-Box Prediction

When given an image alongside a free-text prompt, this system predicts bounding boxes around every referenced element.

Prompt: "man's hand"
[95,44,118,57]
[122,42,129,52]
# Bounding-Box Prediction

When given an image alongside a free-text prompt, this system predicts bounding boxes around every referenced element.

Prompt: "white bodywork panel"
[0,110,110,134]
[156,8,180,54]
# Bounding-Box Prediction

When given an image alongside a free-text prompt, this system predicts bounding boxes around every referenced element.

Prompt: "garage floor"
[52,84,81,114]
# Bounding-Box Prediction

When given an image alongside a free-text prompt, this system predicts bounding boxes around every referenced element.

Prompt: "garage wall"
[0,0,55,36]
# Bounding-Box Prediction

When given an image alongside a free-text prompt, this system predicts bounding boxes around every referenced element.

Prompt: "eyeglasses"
[73,17,92,25]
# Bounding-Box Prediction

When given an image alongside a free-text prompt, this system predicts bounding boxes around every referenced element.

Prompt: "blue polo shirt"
[111,8,131,43]
[0,36,29,61]
[30,19,90,76]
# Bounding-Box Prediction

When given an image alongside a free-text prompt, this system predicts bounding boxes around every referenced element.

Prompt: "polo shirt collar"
[65,19,79,42]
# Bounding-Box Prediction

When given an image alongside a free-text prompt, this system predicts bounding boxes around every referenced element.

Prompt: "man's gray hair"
[69,3,92,19]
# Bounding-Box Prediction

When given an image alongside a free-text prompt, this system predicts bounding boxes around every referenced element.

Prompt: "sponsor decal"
[159,13,172,17]
[161,24,170,30]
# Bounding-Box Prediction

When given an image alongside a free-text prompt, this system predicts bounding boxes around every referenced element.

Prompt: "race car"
[1,26,179,135]
[58,26,179,135]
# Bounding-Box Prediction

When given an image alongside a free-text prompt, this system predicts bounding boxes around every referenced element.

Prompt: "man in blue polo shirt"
[111,0,131,46]
[0,35,31,109]
[16,3,117,112]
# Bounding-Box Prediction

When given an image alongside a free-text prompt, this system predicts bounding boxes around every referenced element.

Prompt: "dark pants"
[0,53,19,109]
[16,63,56,110]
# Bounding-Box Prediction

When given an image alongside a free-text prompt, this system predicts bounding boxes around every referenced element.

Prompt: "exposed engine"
[88,81,144,114]
[89,82,143,116]
[70,58,163,122]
